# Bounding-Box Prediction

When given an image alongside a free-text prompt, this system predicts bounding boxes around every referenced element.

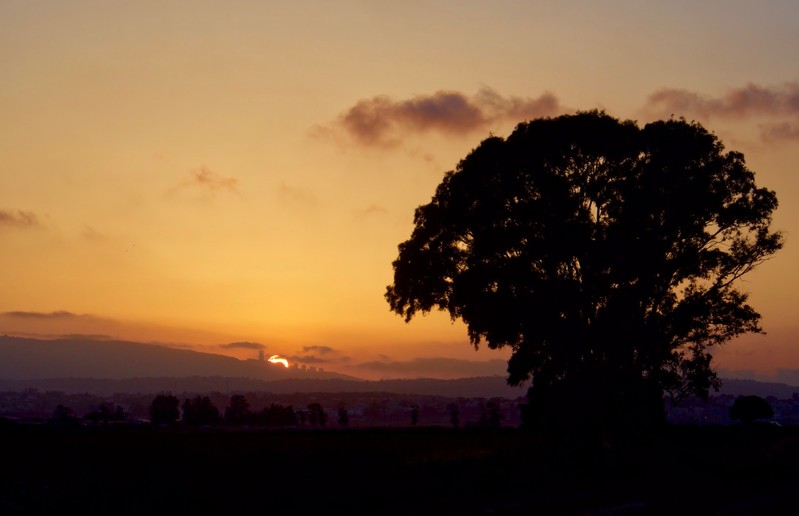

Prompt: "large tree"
[386,111,782,428]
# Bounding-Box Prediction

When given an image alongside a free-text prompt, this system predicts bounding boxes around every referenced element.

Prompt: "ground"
[1,421,797,515]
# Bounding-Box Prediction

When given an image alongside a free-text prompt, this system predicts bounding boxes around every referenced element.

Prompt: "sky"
[1,1,798,382]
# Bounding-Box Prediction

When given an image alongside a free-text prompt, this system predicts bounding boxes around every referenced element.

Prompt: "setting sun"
[268,355,290,368]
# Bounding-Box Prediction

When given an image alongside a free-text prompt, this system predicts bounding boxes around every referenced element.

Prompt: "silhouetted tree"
[50,404,79,426]
[225,394,251,425]
[481,401,502,428]
[337,404,349,427]
[386,111,782,431]
[447,403,460,429]
[730,395,774,424]
[410,405,419,426]
[150,394,180,426]
[52,404,73,419]
[84,403,127,424]
[182,396,221,426]
[260,403,297,427]
[307,403,327,428]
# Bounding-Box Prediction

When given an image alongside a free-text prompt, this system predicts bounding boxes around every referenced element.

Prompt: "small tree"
[730,395,774,424]
[307,403,327,428]
[150,394,180,426]
[337,404,349,427]
[182,396,221,426]
[447,403,460,429]
[84,403,127,424]
[261,403,297,427]
[224,394,251,425]
[50,404,79,426]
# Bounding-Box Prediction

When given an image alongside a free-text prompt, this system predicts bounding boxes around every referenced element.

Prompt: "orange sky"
[1,1,798,381]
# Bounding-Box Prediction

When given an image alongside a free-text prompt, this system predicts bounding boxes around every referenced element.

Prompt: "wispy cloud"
[358,204,389,217]
[302,345,337,354]
[2,310,81,320]
[644,82,799,119]
[287,354,332,364]
[319,87,564,147]
[288,345,346,365]
[219,341,265,350]
[172,166,238,194]
[57,333,113,341]
[0,210,42,229]
[81,225,109,243]
[642,82,799,143]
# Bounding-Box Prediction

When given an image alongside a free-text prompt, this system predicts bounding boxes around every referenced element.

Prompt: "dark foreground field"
[1,422,798,515]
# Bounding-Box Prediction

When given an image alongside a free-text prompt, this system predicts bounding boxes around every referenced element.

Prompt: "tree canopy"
[150,394,180,426]
[730,395,774,424]
[386,111,782,426]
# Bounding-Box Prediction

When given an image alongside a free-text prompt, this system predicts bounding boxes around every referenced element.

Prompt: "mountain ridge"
[2,335,796,399]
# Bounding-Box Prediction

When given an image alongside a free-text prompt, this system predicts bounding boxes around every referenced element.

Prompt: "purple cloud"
[325,87,563,146]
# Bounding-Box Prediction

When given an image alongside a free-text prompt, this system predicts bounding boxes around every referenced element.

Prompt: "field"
[1,422,798,515]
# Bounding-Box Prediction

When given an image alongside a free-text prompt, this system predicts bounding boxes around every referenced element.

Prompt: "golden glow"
[0,2,797,380]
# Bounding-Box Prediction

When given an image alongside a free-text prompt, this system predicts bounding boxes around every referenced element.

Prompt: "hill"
[0,335,354,382]
[1,335,797,400]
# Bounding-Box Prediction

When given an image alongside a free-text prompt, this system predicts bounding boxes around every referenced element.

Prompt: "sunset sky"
[1,1,798,381]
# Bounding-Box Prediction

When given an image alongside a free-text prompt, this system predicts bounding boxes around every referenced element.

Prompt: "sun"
[268,354,289,368]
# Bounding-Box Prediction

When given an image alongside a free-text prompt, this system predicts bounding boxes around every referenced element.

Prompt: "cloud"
[57,333,114,341]
[644,82,799,119]
[322,87,563,146]
[0,210,42,229]
[82,226,109,243]
[641,82,799,143]
[219,341,265,350]
[287,345,343,365]
[356,357,507,379]
[302,345,337,354]
[759,121,799,143]
[287,354,332,364]
[359,204,389,217]
[2,310,81,320]
[173,166,238,194]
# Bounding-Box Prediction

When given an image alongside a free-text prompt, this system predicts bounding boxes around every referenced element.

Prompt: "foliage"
[259,403,297,427]
[307,403,328,428]
[224,394,252,425]
[730,395,774,424]
[83,403,127,424]
[447,403,460,428]
[50,404,80,426]
[182,396,221,426]
[149,394,180,425]
[386,111,782,427]
[337,404,349,427]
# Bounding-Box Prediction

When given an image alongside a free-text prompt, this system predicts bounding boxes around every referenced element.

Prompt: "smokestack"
[258,350,265,362]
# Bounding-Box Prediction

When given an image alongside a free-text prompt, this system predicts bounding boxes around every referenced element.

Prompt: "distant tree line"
[145,393,302,428]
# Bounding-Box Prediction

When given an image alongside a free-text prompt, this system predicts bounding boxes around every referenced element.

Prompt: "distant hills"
[1,335,797,399]
[0,335,354,382]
